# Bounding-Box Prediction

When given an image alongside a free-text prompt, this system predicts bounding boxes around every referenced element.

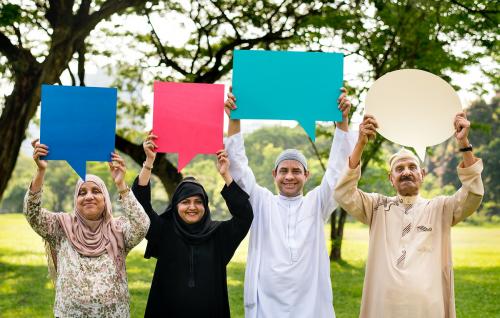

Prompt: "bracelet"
[118,186,130,196]
[459,144,473,152]
[143,161,153,170]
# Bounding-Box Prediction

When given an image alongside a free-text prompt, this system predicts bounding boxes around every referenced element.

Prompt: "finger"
[112,157,126,166]
[37,150,49,157]
[340,87,347,94]
[116,164,126,172]
[337,92,346,103]
[363,114,375,120]
[149,141,158,149]
[229,85,232,93]
[31,138,40,148]
[226,99,236,109]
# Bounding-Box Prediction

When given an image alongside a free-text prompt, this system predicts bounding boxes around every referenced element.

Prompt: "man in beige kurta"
[334,112,484,318]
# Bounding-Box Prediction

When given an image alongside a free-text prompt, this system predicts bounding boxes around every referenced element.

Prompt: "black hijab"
[145,177,221,257]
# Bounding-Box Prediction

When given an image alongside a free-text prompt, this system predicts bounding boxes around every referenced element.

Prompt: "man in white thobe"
[334,112,484,318]
[223,88,357,318]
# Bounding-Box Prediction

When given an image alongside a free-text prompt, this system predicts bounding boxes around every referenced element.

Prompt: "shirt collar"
[397,194,419,205]
[278,193,303,202]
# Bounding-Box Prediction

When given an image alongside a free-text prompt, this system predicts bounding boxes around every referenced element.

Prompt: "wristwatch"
[459,144,473,152]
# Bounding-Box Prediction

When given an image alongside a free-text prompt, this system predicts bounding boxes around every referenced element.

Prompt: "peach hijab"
[47,175,125,280]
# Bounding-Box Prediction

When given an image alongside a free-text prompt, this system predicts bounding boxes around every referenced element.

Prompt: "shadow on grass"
[0,261,54,317]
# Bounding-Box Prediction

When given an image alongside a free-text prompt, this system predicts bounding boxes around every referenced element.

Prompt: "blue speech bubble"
[40,85,117,180]
[232,50,344,141]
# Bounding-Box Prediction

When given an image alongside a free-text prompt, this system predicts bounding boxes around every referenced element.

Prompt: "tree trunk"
[0,70,42,199]
[330,207,347,261]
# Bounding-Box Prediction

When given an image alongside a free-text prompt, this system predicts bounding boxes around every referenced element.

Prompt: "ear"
[388,172,394,187]
[304,170,310,180]
[272,169,277,179]
[420,168,426,179]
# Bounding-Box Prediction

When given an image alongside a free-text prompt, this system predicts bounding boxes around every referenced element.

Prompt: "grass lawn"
[1,214,499,317]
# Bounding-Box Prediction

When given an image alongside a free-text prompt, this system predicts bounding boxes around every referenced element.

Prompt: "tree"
[0,0,339,200]
[305,0,499,260]
[0,0,152,200]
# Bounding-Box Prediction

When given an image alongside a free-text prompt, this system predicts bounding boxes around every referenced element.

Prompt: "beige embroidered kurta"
[334,159,483,318]
[23,189,150,318]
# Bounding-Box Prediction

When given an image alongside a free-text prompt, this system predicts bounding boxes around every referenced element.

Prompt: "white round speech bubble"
[365,69,462,161]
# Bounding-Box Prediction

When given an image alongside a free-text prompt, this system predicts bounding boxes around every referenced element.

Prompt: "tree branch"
[77,42,86,86]
[0,32,21,64]
[75,0,146,41]
[449,0,499,24]
[115,134,183,196]
[145,9,189,76]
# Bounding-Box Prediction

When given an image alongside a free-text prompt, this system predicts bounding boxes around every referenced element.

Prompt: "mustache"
[400,175,414,181]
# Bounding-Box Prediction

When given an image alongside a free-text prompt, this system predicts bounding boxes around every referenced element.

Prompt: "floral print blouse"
[23,188,150,318]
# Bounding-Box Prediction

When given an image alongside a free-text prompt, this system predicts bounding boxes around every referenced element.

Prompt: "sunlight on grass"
[1,214,499,317]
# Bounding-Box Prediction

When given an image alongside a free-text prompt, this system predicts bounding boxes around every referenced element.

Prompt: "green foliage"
[0,4,21,27]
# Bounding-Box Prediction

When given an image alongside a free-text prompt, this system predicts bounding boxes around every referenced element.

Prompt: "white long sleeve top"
[225,129,356,318]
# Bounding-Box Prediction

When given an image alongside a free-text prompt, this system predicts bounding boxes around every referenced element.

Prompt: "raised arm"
[443,112,483,225]
[131,133,163,242]
[216,149,253,264]
[109,152,150,252]
[333,116,379,224]
[315,88,358,220]
[23,139,63,244]
[224,87,270,199]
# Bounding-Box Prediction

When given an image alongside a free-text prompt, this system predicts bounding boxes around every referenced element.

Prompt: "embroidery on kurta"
[373,196,399,213]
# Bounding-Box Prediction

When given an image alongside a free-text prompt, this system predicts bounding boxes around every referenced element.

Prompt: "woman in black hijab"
[132,133,253,317]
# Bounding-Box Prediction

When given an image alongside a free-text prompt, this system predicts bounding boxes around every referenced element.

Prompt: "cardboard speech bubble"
[365,69,462,161]
[153,82,224,171]
[231,50,344,141]
[40,85,117,180]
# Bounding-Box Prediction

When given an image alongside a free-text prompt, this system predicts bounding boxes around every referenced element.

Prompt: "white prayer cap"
[274,149,308,171]
[388,148,421,171]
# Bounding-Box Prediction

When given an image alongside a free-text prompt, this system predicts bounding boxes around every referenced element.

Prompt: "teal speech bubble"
[232,50,343,140]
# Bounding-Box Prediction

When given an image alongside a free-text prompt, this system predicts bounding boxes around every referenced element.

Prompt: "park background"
[0,1,498,317]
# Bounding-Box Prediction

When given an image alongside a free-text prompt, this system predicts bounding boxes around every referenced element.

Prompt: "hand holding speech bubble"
[232,50,344,141]
[153,82,224,171]
[40,85,117,180]
[365,69,462,161]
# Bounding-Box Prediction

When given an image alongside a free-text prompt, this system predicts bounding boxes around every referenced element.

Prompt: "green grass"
[1,214,499,317]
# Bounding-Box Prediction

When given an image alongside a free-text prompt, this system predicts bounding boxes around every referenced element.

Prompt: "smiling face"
[177,195,206,224]
[388,158,425,196]
[76,181,106,221]
[272,160,310,197]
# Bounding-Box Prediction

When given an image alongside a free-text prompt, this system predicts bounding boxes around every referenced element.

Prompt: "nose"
[284,171,294,180]
[84,192,95,200]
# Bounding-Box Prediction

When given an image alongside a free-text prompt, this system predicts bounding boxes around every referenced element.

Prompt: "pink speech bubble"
[153,82,224,171]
